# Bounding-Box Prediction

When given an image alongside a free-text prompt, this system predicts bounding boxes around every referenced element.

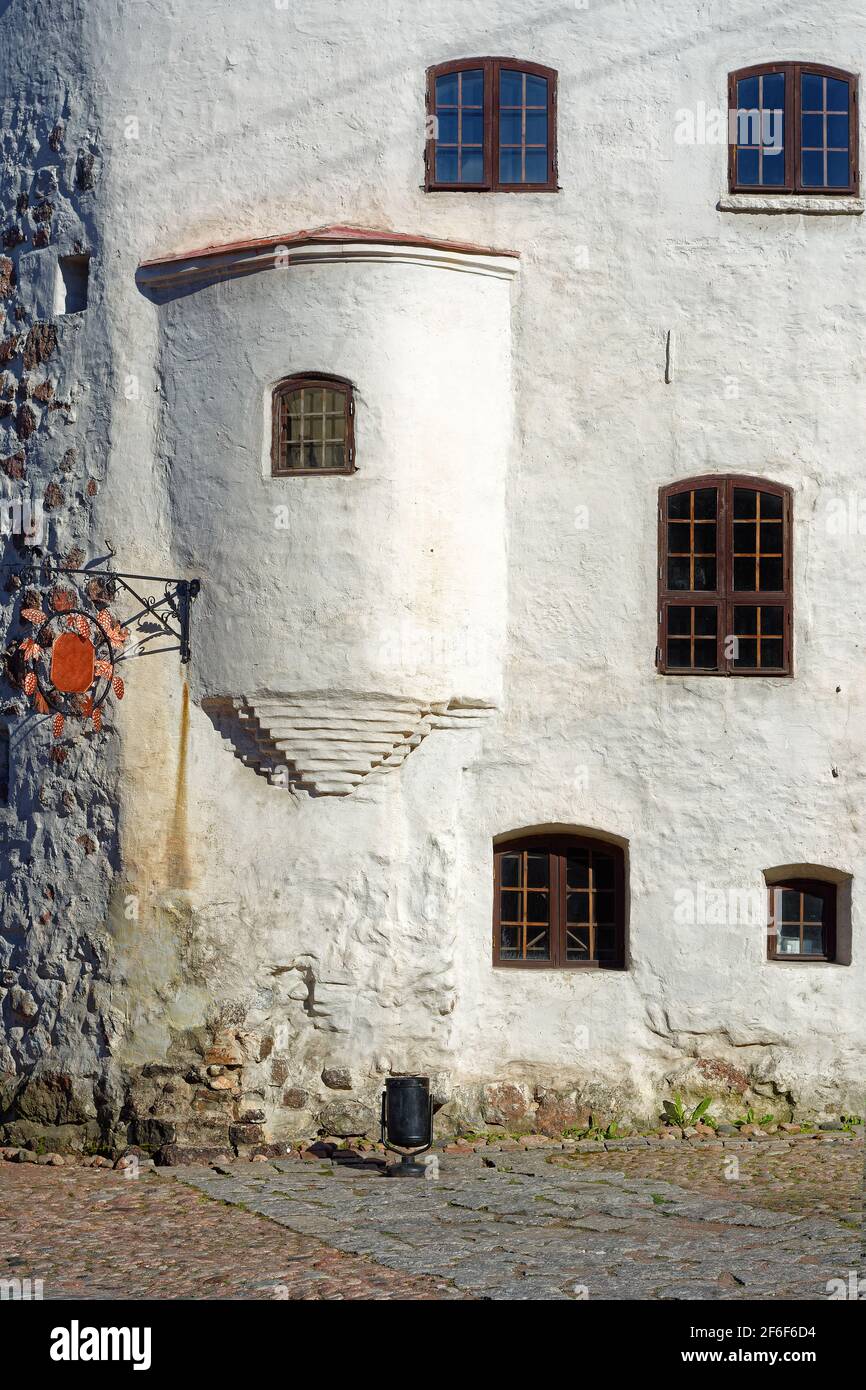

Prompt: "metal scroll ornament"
[18,592,127,738]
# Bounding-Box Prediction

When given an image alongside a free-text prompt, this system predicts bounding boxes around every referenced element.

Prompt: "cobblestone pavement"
[0,1165,464,1300]
[1,1140,861,1300]
[169,1141,864,1301]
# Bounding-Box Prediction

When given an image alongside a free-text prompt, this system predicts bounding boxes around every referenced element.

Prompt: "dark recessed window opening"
[658,475,792,676]
[0,726,9,803]
[768,879,836,961]
[493,834,626,969]
[426,58,557,191]
[729,63,858,194]
[271,375,355,476]
[55,254,90,314]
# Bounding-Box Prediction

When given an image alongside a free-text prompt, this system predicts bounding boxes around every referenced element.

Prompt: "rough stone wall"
[1,0,865,1156]
[0,0,124,1150]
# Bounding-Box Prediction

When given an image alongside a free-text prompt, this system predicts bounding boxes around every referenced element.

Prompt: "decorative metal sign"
[3,563,200,737]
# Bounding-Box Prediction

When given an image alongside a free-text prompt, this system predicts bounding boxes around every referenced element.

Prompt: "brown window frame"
[425,57,558,192]
[728,62,859,195]
[270,374,356,477]
[767,878,837,962]
[493,834,626,971]
[657,475,793,677]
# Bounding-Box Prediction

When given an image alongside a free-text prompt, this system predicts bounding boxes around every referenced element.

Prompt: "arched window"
[493,834,626,969]
[768,879,836,961]
[271,374,355,476]
[426,58,557,191]
[728,63,858,194]
[658,476,792,675]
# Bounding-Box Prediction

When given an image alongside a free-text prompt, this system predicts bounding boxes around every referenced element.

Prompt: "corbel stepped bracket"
[203,693,493,795]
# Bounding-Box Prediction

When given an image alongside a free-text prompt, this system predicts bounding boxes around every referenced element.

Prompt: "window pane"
[525,74,548,105]
[461,69,484,106]
[693,557,717,590]
[827,150,850,187]
[801,73,823,110]
[499,149,522,183]
[737,147,760,184]
[667,606,691,636]
[436,72,458,105]
[802,893,824,923]
[777,924,801,953]
[525,928,550,959]
[668,521,691,552]
[667,492,689,519]
[667,638,692,668]
[500,854,520,887]
[761,638,784,667]
[500,70,523,104]
[566,892,589,923]
[594,891,615,924]
[525,150,548,182]
[526,110,548,143]
[762,72,785,111]
[827,114,849,148]
[461,149,484,181]
[734,521,757,553]
[733,488,758,518]
[733,637,758,668]
[500,111,522,144]
[435,148,458,182]
[566,850,589,889]
[737,76,759,110]
[694,606,717,636]
[500,890,522,921]
[500,925,520,958]
[566,927,589,959]
[694,488,717,519]
[759,556,783,590]
[781,890,801,921]
[735,605,758,635]
[762,150,785,185]
[593,855,615,889]
[525,853,548,888]
[801,925,825,955]
[733,557,756,590]
[801,113,824,147]
[462,112,484,145]
[826,76,849,112]
[761,492,783,518]
[526,892,550,924]
[694,639,717,668]
[801,150,823,185]
[761,606,784,636]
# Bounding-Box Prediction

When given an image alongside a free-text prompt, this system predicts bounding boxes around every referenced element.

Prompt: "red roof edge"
[139,224,520,269]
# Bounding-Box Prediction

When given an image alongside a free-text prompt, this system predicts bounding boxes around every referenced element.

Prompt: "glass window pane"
[500,925,520,958]
[668,522,691,552]
[734,488,758,518]
[594,891,615,924]
[737,76,759,111]
[436,72,458,106]
[500,70,523,104]
[761,521,783,553]
[777,924,801,953]
[827,150,850,187]
[761,492,783,518]
[801,72,823,110]
[500,890,522,921]
[733,637,758,667]
[460,69,484,106]
[734,521,757,553]
[566,927,589,959]
[694,640,717,668]
[525,853,548,888]
[593,855,615,890]
[525,150,548,182]
[667,638,692,668]
[827,114,849,148]
[801,925,825,955]
[694,606,717,637]
[499,149,522,183]
[762,150,785,185]
[525,928,550,959]
[668,606,691,636]
[694,488,717,519]
[734,557,756,590]
[693,557,717,590]
[826,77,849,112]
[500,111,522,144]
[737,147,760,184]
[667,556,691,590]
[500,854,520,887]
[802,893,824,923]
[667,492,689,519]
[567,851,589,889]
[460,149,484,182]
[801,150,824,185]
[781,890,801,920]
[526,110,548,143]
[801,113,824,147]
[566,892,589,923]
[759,556,784,590]
[525,74,548,105]
[435,148,458,182]
[761,606,784,636]
[462,112,483,145]
[735,605,758,635]
[760,638,784,668]
[437,111,458,143]
[526,892,550,924]
[761,72,785,111]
